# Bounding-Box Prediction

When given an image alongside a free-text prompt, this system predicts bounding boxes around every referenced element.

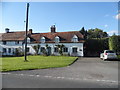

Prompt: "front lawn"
[1,56,77,72]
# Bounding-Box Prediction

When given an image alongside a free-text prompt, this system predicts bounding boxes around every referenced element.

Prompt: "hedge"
[84,38,109,56]
[109,35,120,54]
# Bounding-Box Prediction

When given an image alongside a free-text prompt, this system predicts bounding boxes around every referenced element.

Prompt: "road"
[2,57,119,88]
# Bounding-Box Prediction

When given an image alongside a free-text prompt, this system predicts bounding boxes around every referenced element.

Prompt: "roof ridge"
[0,31,32,34]
[39,31,79,34]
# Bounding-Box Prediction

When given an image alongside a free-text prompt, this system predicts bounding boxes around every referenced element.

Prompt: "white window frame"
[55,36,60,43]
[27,37,31,43]
[40,37,45,43]
[72,35,78,42]
[63,47,68,52]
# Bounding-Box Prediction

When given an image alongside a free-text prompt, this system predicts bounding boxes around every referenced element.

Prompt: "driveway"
[2,57,119,88]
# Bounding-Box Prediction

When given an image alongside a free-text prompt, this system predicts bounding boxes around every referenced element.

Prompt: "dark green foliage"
[109,35,120,54]
[55,44,65,55]
[45,44,51,56]
[32,44,40,55]
[80,27,85,35]
[87,28,108,39]
[79,27,108,39]
[41,44,50,56]
[14,48,24,56]
[84,38,109,56]
[15,48,19,56]
[79,27,88,40]
[41,48,47,56]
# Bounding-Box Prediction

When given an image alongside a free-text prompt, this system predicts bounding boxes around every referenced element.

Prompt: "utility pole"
[24,3,29,62]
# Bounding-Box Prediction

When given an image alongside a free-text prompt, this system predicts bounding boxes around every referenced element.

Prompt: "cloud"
[107,30,118,36]
[115,13,120,20]
[104,24,108,28]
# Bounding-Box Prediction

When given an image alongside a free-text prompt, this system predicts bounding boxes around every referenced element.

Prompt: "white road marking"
[36,75,40,77]
[1,73,10,75]
[2,73,118,83]
[29,75,34,76]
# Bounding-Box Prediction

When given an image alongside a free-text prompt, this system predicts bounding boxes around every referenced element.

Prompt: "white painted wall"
[39,43,83,56]
[0,40,84,56]
[0,41,36,56]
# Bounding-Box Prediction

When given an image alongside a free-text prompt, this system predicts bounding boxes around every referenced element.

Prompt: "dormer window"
[55,36,60,43]
[72,35,78,42]
[40,36,45,43]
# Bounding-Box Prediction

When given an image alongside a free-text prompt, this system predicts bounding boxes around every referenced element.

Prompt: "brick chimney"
[51,25,56,33]
[5,28,10,33]
[29,29,33,34]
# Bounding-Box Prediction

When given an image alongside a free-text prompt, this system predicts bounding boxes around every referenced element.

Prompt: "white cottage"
[0,26,84,56]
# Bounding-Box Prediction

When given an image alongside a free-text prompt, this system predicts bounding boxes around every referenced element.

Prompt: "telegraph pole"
[24,3,29,62]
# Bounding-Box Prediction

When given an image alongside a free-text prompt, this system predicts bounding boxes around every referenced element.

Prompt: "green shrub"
[14,47,24,56]
[32,44,40,55]
[117,55,120,59]
[109,35,120,54]
[84,38,109,56]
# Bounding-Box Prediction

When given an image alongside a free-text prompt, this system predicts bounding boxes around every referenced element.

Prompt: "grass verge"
[1,56,77,72]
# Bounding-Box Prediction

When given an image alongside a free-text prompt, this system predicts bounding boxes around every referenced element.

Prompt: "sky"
[1,2,120,36]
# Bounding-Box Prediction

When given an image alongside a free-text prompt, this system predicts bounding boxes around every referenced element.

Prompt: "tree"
[79,27,88,40]
[109,35,120,54]
[112,33,116,36]
[55,44,65,55]
[80,27,85,35]
[84,38,109,56]
[87,28,108,39]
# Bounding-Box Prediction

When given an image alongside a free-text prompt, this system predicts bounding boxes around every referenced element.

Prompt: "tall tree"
[80,27,85,35]
[87,28,108,39]
[79,27,88,40]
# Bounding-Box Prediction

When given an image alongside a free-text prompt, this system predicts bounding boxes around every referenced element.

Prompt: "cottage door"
[72,47,77,56]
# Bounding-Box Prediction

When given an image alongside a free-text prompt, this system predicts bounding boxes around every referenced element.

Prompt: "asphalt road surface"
[2,57,119,88]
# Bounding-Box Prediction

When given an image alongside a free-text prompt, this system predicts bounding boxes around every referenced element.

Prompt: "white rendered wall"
[39,43,83,56]
[0,40,84,56]
[0,41,36,55]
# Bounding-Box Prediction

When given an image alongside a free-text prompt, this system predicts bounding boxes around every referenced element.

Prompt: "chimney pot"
[29,29,32,34]
[5,28,10,33]
[51,25,56,33]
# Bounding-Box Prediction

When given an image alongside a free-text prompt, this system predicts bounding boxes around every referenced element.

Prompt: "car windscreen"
[106,51,114,53]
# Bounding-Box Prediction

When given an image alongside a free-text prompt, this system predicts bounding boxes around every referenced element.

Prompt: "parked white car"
[100,50,118,60]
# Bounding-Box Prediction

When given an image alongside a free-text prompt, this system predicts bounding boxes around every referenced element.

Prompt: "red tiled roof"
[0,31,31,41]
[0,31,84,43]
[31,31,84,43]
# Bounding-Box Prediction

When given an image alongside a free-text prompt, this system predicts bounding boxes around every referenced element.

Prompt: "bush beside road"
[117,55,120,60]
